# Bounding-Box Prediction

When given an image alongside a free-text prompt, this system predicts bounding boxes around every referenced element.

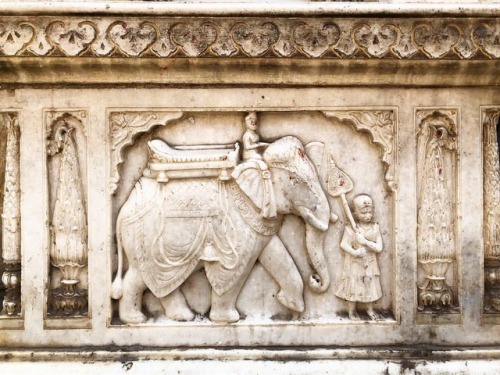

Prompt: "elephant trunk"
[305,223,330,293]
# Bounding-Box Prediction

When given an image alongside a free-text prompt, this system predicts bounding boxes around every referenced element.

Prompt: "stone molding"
[0,15,498,59]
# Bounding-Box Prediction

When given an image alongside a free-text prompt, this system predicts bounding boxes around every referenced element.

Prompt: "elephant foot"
[120,309,147,325]
[209,307,240,323]
[160,289,195,322]
[164,303,195,322]
[277,289,305,313]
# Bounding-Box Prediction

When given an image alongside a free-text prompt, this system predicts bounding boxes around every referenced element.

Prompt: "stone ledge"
[3,347,500,362]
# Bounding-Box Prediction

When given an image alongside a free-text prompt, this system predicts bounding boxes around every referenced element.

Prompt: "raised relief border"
[0,16,497,59]
[482,107,500,324]
[415,108,461,324]
[45,110,90,329]
[108,108,397,326]
[0,111,22,330]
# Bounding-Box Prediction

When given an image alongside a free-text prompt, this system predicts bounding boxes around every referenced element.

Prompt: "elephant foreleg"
[119,267,148,324]
[259,235,305,313]
[209,247,262,323]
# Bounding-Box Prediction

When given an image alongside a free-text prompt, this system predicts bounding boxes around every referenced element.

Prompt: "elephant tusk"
[330,213,339,223]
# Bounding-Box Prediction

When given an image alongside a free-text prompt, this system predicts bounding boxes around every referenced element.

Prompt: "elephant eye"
[289,175,300,185]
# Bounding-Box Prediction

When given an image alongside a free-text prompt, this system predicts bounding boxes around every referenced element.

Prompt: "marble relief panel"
[415,108,461,324]
[108,109,397,326]
[483,107,500,324]
[45,110,90,327]
[0,112,21,326]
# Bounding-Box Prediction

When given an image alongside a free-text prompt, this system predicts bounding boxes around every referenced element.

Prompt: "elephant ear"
[232,163,277,218]
[305,142,328,188]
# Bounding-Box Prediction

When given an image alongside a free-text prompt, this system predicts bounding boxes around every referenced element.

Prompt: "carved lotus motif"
[109,21,157,57]
[292,22,340,58]
[170,22,217,57]
[473,21,500,58]
[354,24,398,58]
[231,22,279,56]
[413,23,461,58]
[48,21,96,56]
[0,22,34,56]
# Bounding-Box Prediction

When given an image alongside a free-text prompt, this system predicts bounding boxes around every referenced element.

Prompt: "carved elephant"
[111,136,334,324]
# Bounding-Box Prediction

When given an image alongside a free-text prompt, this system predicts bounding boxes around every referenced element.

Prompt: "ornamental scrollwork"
[0,17,497,59]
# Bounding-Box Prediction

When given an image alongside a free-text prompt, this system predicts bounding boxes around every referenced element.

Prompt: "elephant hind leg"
[209,287,240,323]
[119,268,148,324]
[160,289,195,322]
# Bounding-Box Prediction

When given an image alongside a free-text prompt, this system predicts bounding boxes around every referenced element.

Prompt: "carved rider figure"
[242,111,269,161]
[233,112,277,218]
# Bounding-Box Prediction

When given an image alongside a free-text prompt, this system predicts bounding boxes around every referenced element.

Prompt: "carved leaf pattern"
[231,22,279,56]
[1,113,21,263]
[0,16,496,59]
[392,24,419,59]
[292,22,340,58]
[50,128,88,280]
[26,20,53,56]
[354,24,398,58]
[272,22,296,57]
[413,23,461,58]
[483,110,500,260]
[48,21,96,56]
[170,22,217,57]
[109,21,157,57]
[210,27,238,57]
[416,110,458,263]
[151,26,177,57]
[0,22,34,56]
[473,21,500,58]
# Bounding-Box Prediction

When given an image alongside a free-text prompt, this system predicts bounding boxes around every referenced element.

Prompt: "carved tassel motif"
[49,123,88,316]
[483,110,500,313]
[1,113,21,316]
[416,110,459,313]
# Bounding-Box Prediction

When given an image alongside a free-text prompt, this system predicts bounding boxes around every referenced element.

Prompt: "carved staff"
[1,113,21,316]
[326,156,357,230]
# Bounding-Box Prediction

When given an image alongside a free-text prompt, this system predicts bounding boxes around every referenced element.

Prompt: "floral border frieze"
[0,17,498,59]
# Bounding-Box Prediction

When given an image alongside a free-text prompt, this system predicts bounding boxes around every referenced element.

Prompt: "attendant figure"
[335,194,383,320]
[242,112,269,161]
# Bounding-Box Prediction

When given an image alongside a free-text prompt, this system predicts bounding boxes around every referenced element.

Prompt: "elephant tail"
[111,215,124,300]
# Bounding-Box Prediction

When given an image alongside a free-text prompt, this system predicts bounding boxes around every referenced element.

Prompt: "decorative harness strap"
[228,180,281,236]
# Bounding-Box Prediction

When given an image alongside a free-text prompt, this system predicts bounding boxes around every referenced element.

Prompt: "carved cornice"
[0,16,498,59]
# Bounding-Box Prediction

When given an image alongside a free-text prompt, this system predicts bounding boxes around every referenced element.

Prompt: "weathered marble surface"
[0,1,499,373]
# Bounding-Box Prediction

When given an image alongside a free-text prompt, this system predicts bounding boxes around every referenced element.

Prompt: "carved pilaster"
[1,113,21,317]
[483,109,500,314]
[416,109,460,315]
[46,111,88,317]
